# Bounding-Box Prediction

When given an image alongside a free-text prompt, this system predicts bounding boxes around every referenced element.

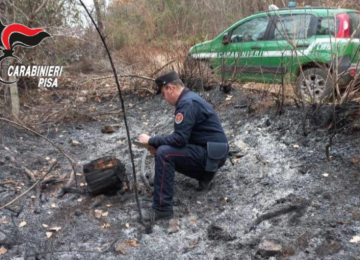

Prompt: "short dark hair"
[168,79,184,88]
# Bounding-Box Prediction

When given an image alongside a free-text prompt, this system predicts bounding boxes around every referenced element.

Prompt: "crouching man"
[138,71,228,224]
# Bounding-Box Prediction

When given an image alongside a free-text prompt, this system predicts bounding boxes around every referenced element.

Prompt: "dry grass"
[3,0,360,130]
[240,83,297,99]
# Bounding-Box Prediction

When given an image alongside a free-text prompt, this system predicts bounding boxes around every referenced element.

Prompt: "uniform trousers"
[152,144,226,211]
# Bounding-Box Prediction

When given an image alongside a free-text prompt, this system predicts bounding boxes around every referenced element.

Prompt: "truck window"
[230,16,270,43]
[274,14,312,40]
[317,17,336,36]
[349,13,360,39]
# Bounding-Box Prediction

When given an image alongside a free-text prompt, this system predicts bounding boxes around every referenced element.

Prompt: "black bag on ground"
[83,156,126,195]
[205,142,229,173]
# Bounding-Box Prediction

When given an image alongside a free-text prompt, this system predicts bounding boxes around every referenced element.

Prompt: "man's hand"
[139,134,150,144]
[139,134,156,155]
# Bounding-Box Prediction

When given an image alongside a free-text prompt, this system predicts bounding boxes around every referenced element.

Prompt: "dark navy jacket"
[149,88,228,148]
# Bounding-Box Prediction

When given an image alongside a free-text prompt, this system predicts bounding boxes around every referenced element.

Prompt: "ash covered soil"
[1,85,360,260]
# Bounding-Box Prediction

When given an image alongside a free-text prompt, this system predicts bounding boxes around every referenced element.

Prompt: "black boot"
[195,172,215,191]
[142,209,173,223]
[195,179,213,191]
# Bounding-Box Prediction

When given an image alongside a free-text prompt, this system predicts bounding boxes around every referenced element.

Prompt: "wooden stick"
[65,170,75,188]
[0,180,15,186]
[0,163,57,210]
[23,167,35,180]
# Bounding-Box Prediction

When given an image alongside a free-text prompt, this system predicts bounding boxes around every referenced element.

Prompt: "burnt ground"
[1,83,360,260]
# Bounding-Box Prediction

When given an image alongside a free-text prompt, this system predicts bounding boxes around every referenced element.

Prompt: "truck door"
[264,13,317,84]
[219,15,272,82]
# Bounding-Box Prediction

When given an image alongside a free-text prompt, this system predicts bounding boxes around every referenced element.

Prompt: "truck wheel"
[295,68,334,101]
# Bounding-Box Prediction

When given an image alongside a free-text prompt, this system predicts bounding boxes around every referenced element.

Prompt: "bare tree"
[93,0,104,36]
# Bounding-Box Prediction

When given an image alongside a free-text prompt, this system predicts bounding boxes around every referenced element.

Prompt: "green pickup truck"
[188,7,360,100]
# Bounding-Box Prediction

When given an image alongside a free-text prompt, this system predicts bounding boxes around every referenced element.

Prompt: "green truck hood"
[189,40,214,55]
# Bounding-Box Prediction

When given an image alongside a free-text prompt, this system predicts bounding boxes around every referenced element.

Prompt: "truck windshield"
[317,17,336,36]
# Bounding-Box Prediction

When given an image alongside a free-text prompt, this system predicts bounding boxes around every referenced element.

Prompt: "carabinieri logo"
[0,19,51,85]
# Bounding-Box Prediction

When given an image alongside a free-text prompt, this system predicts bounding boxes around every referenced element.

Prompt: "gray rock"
[257,239,283,257]
[71,140,80,147]
[101,125,120,134]
[207,222,235,241]
[234,138,250,154]
[168,219,180,234]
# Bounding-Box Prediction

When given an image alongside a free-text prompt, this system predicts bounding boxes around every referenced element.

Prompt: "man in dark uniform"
[139,71,228,222]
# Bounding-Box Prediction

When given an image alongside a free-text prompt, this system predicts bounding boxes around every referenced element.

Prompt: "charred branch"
[79,0,146,228]
[246,204,306,233]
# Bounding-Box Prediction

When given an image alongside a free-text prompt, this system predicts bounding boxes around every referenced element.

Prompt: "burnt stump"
[83,156,128,195]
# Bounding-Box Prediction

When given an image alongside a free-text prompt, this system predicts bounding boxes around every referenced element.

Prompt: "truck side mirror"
[222,33,230,45]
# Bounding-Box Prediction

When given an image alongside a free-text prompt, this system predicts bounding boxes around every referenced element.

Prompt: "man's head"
[155,71,184,106]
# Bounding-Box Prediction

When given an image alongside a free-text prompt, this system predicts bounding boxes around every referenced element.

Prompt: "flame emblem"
[0,20,51,84]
